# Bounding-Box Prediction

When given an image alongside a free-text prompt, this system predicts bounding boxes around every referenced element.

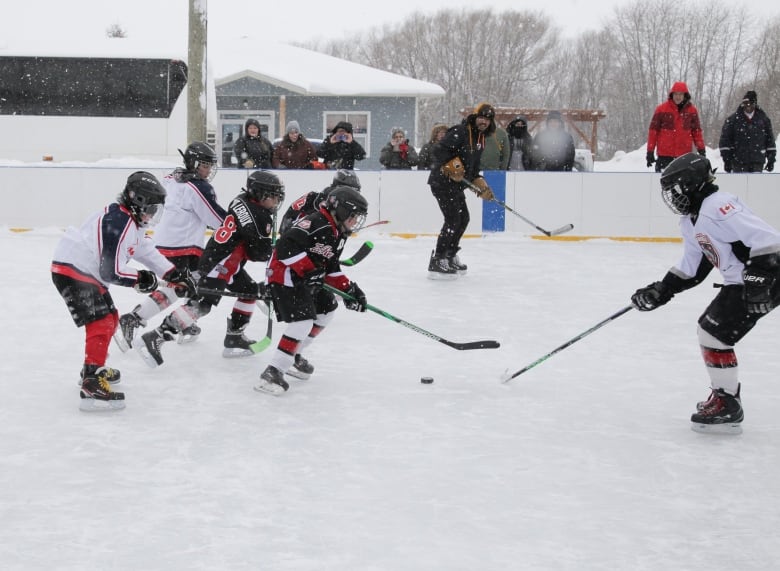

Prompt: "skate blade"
[253,380,288,396]
[427,272,458,281]
[285,369,311,381]
[135,345,161,369]
[79,398,126,412]
[691,421,743,435]
[112,332,132,353]
[222,347,255,358]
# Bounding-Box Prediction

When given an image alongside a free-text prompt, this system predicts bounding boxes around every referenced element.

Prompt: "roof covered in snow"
[209,37,445,99]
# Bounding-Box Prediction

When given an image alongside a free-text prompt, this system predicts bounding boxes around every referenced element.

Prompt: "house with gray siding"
[211,39,445,170]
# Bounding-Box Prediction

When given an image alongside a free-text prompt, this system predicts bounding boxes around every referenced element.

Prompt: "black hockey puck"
[420,377,434,384]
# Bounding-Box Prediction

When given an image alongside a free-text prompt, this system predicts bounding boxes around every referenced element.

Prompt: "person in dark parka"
[719,90,776,173]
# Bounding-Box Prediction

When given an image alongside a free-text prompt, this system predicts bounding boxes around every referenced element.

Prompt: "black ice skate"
[696,384,741,412]
[79,366,126,412]
[222,318,257,358]
[286,354,314,380]
[136,321,177,368]
[77,364,121,387]
[427,250,458,281]
[447,252,468,275]
[177,323,201,345]
[253,365,290,396]
[113,311,146,352]
[691,387,744,434]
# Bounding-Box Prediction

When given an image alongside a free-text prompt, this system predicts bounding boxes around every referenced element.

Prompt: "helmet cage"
[122,172,166,228]
[326,187,368,235]
[659,153,715,215]
[180,142,218,181]
[246,172,285,211]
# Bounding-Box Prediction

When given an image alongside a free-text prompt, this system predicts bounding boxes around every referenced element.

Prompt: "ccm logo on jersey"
[719,203,736,215]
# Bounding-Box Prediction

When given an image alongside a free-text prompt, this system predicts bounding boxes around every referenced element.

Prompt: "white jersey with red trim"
[676,190,780,285]
[52,203,173,288]
[152,172,226,256]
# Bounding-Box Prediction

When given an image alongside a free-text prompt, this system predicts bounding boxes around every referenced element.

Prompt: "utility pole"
[187,0,207,145]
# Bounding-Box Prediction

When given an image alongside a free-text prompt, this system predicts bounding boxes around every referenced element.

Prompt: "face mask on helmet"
[180,142,218,182]
[327,187,368,235]
[246,172,285,212]
[659,152,716,215]
[122,171,166,228]
[661,180,693,215]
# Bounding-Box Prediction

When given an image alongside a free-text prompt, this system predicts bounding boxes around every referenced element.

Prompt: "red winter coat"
[647,82,705,158]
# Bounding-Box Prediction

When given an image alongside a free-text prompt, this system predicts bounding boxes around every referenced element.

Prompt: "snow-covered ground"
[2,227,779,570]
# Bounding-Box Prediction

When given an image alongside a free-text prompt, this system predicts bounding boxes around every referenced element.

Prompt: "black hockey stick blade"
[340,241,374,266]
[501,305,633,383]
[324,284,500,351]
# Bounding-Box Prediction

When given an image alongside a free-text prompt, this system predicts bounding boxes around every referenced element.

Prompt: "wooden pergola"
[460,107,607,157]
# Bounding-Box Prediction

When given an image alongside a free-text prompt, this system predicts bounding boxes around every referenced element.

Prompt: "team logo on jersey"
[128,246,135,256]
[719,202,735,215]
[296,219,312,230]
[696,232,720,268]
[310,242,334,259]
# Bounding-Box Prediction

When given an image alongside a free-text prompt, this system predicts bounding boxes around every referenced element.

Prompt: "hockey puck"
[420,377,434,384]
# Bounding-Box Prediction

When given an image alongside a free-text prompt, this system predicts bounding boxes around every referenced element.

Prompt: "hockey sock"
[84,312,118,367]
[296,311,335,354]
[269,319,313,372]
[698,326,739,395]
[135,286,179,320]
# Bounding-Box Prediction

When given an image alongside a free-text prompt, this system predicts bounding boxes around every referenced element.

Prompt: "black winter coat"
[719,106,776,167]
[427,116,487,186]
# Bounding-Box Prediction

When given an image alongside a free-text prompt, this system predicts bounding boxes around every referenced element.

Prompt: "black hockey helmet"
[178,141,218,181]
[120,171,166,227]
[660,152,717,215]
[331,169,361,191]
[245,170,285,210]
[325,185,368,235]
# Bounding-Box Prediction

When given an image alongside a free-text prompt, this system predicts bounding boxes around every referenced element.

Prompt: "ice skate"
[691,387,744,434]
[222,318,257,358]
[696,384,740,412]
[427,250,458,281]
[79,366,125,412]
[447,252,468,275]
[77,365,121,387]
[286,354,314,380]
[113,311,145,352]
[177,323,201,345]
[254,365,290,396]
[136,322,176,368]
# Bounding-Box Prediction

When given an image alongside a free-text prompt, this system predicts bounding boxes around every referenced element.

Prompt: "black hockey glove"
[164,268,198,298]
[697,149,707,157]
[631,281,673,311]
[134,269,158,294]
[645,152,655,168]
[742,266,775,314]
[343,282,367,312]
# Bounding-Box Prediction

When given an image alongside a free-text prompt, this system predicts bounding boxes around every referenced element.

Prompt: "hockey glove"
[164,268,198,298]
[697,149,707,157]
[441,157,465,182]
[631,281,673,311]
[742,266,775,314]
[134,269,158,294]
[723,160,733,173]
[766,160,775,172]
[646,152,656,168]
[471,177,495,201]
[343,282,367,312]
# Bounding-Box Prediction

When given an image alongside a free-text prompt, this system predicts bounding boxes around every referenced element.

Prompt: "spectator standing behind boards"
[417,123,448,170]
[379,127,419,169]
[234,118,274,169]
[479,123,511,171]
[272,121,319,169]
[646,81,706,172]
[719,91,776,173]
[506,115,534,171]
[318,121,366,170]
[531,111,575,171]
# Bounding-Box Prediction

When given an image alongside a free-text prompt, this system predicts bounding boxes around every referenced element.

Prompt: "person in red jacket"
[646,81,706,172]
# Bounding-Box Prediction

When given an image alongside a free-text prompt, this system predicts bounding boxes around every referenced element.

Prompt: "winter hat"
[546,110,563,124]
[474,102,496,119]
[742,90,757,105]
[332,121,353,134]
[286,120,301,133]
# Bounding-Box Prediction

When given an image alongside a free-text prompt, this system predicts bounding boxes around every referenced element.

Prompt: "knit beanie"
[286,120,301,133]
[742,91,757,104]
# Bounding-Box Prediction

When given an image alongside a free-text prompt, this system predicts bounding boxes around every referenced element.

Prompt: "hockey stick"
[500,305,633,383]
[249,211,277,353]
[323,284,500,351]
[361,219,390,231]
[340,241,374,266]
[463,180,573,237]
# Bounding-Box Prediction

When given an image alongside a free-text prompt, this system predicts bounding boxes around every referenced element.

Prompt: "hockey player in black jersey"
[254,185,369,395]
[631,153,780,433]
[278,169,361,234]
[136,171,285,367]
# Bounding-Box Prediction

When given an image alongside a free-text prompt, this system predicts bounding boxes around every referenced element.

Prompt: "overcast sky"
[7,0,775,50]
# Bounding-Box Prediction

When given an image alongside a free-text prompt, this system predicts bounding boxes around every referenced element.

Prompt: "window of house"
[323,112,370,157]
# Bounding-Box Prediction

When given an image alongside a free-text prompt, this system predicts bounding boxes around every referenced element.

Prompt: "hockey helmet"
[120,171,166,227]
[325,185,368,234]
[179,141,218,181]
[246,170,285,211]
[660,153,717,215]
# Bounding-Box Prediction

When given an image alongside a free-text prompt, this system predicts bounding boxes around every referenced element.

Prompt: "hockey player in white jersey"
[113,142,226,351]
[630,152,780,433]
[51,172,196,411]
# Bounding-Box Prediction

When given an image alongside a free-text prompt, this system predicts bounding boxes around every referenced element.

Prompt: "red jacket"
[647,82,705,157]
